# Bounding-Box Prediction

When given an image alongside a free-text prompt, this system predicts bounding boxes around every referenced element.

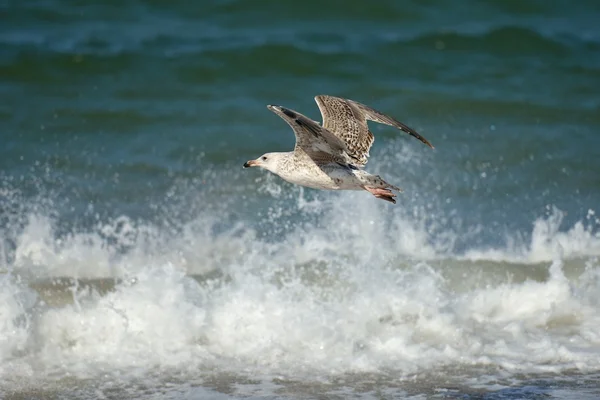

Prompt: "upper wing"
[267,104,355,165]
[314,95,434,166]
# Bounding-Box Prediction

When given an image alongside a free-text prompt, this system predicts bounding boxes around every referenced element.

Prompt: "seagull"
[244,95,433,204]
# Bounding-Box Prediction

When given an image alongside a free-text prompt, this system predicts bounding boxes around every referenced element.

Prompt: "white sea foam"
[32,264,208,378]
[1,180,600,391]
[463,206,600,263]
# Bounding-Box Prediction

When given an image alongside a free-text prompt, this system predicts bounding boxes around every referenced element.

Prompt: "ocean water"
[1,0,600,398]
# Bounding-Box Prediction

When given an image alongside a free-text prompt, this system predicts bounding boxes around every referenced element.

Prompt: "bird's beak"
[243,159,258,168]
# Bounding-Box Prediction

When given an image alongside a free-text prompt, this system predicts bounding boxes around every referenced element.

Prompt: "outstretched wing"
[314,95,434,166]
[267,104,354,165]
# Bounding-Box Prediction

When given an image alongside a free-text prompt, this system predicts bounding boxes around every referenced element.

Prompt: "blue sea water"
[1,0,600,398]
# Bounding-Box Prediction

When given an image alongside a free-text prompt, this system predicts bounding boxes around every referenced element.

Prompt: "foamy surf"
[1,176,600,398]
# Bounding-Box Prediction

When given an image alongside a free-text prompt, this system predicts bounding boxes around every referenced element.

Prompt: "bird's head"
[243,152,285,174]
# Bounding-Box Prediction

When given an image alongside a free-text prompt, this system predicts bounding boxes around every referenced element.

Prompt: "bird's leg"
[363,186,397,204]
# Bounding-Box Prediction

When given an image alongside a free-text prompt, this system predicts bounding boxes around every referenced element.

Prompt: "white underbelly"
[279,166,361,191]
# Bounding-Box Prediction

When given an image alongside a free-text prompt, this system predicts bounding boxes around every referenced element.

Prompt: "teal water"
[1,1,600,399]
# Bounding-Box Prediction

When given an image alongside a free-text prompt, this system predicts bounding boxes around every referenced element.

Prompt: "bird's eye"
[261,156,267,161]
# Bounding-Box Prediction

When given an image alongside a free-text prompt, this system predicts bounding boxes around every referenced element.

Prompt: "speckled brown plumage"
[314,95,434,166]
[267,105,354,166]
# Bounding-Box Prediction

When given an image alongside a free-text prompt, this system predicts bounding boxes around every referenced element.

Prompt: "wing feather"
[267,105,355,165]
[315,95,433,166]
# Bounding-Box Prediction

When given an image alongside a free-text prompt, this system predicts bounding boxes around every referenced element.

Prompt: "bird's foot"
[364,186,397,204]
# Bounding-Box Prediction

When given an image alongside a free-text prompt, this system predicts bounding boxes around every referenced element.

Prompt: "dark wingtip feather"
[402,127,434,149]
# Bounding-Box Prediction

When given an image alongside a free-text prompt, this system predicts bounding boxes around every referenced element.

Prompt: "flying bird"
[244,95,433,204]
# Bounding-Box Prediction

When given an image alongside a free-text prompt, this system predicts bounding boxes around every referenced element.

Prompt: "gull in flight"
[244,95,433,203]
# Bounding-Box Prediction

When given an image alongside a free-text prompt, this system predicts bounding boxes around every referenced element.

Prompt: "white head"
[243,152,287,174]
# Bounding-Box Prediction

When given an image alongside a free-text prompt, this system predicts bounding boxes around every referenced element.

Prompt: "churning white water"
[1,177,600,398]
